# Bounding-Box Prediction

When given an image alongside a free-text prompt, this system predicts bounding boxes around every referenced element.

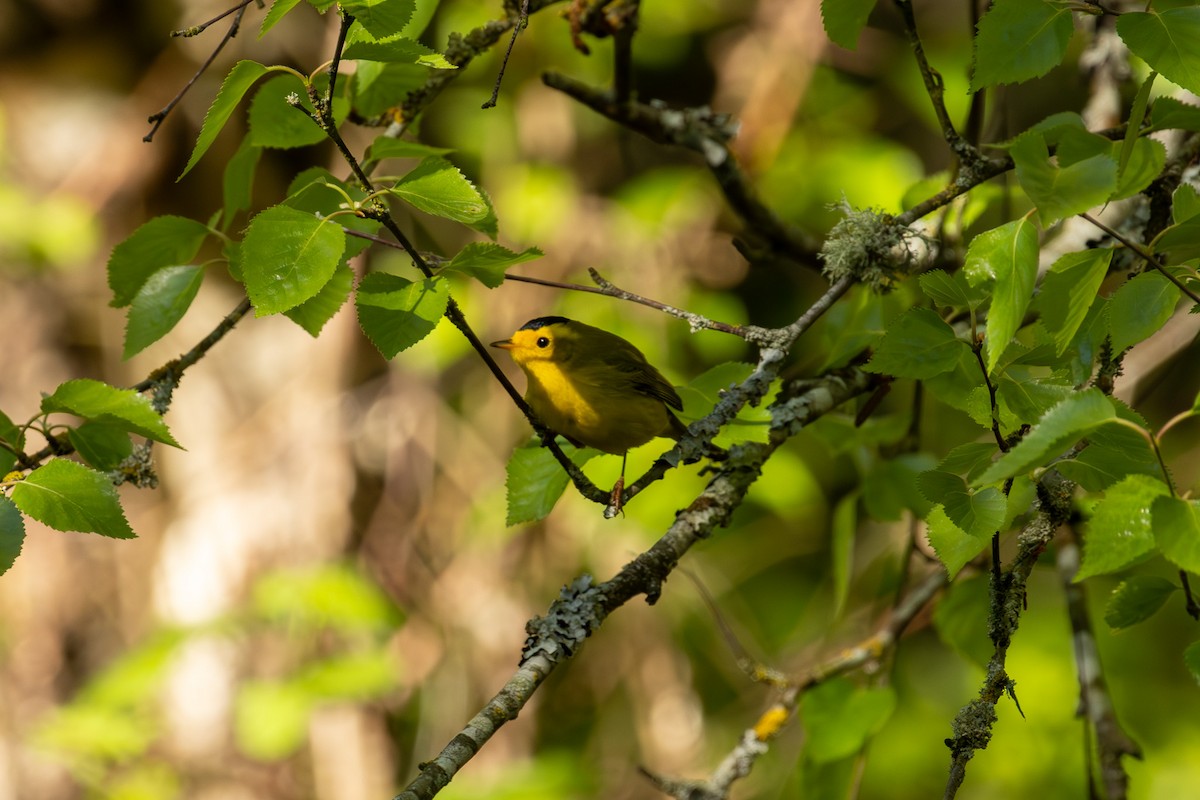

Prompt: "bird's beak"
[490,338,514,349]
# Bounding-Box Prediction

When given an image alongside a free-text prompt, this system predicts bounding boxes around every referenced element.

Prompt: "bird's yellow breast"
[520,358,677,454]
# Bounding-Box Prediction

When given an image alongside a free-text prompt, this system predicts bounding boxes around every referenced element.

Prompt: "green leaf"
[284,262,354,336]
[1153,496,1200,573]
[1056,405,1161,492]
[342,0,417,38]
[123,265,205,358]
[980,215,1040,372]
[1112,137,1166,201]
[1104,576,1178,630]
[1011,133,1117,225]
[1118,72,1156,178]
[42,379,180,448]
[1151,216,1200,263]
[68,422,133,472]
[1174,184,1200,224]
[933,573,992,669]
[862,453,936,521]
[971,389,1115,487]
[10,459,135,539]
[107,215,210,308]
[241,205,347,316]
[283,167,380,259]
[0,410,22,475]
[1147,96,1200,133]
[925,504,991,579]
[1036,248,1112,356]
[443,242,543,288]
[937,442,998,483]
[390,157,489,224]
[350,61,428,118]
[919,269,983,313]
[864,307,968,379]
[970,0,1074,92]
[917,470,1005,537]
[260,0,304,37]
[1185,641,1200,686]
[247,73,325,149]
[253,564,403,630]
[0,496,25,576]
[1076,474,1170,581]
[801,679,896,763]
[1108,271,1180,353]
[181,60,271,179]
[235,681,311,760]
[222,139,262,231]
[995,372,1073,426]
[820,0,875,50]
[505,439,598,525]
[343,29,453,67]
[366,137,453,164]
[1117,8,1200,96]
[830,491,857,618]
[355,273,449,358]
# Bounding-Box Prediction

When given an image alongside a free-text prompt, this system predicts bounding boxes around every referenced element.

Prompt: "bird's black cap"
[519,316,571,331]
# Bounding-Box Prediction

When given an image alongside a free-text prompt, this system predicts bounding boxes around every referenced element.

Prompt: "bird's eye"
[536,337,550,348]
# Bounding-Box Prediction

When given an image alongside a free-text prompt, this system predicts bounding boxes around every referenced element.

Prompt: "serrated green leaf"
[1147,96,1200,133]
[181,60,271,179]
[1174,184,1200,225]
[933,573,992,669]
[1108,271,1180,353]
[283,167,380,259]
[1076,474,1170,581]
[919,269,983,312]
[1119,72,1156,178]
[366,137,453,164]
[284,262,353,336]
[820,0,875,50]
[42,379,180,448]
[801,679,896,763]
[979,215,1039,372]
[123,265,205,358]
[242,205,347,315]
[260,0,304,37]
[0,496,25,576]
[862,453,937,521]
[1036,248,1112,356]
[971,389,1115,487]
[1117,8,1200,96]
[390,157,489,224]
[1056,412,1161,493]
[925,504,991,579]
[995,372,1073,426]
[107,215,210,307]
[1104,576,1178,630]
[917,470,1005,538]
[1153,496,1200,573]
[864,307,968,379]
[970,0,1073,92]
[1012,133,1117,225]
[1112,137,1166,201]
[0,410,20,475]
[342,0,417,38]
[937,442,998,482]
[1185,641,1200,686]
[1152,216,1200,263]
[443,242,543,288]
[247,73,325,149]
[68,422,133,472]
[351,61,428,118]
[355,272,448,358]
[343,29,453,67]
[222,139,262,231]
[505,439,598,525]
[10,459,135,539]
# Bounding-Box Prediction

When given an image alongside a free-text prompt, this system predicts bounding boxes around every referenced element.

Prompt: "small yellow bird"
[491,316,688,505]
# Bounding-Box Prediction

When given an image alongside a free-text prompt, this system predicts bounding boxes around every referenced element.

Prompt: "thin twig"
[146,1,254,142]
[1080,212,1200,306]
[482,0,531,109]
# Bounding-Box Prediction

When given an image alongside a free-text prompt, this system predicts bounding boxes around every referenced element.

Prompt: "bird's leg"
[608,452,628,514]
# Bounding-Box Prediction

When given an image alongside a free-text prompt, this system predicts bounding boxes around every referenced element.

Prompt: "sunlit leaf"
[10,459,135,539]
[970,0,1073,91]
[42,379,179,447]
[1076,474,1169,581]
[242,205,347,316]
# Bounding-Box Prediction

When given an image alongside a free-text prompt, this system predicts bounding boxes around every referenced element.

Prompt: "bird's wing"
[601,350,683,411]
